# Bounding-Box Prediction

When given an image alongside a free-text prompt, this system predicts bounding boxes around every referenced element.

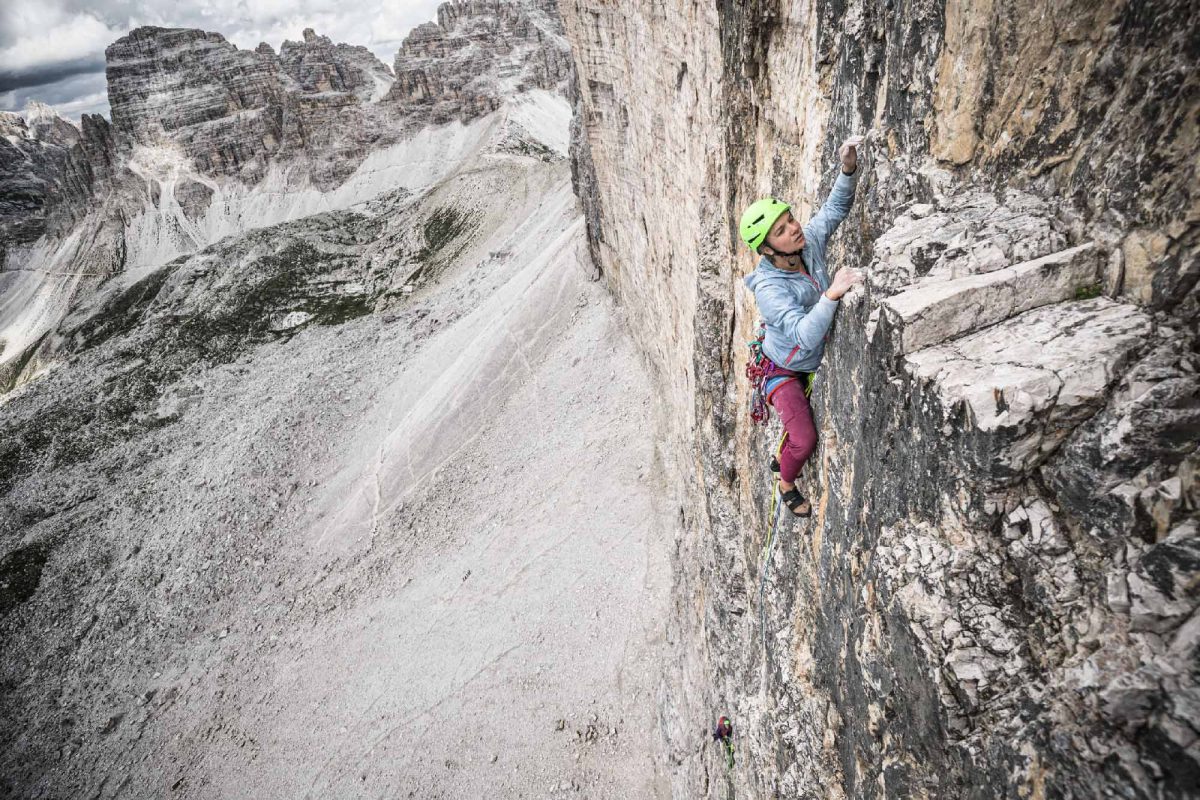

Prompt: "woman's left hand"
[840,134,865,174]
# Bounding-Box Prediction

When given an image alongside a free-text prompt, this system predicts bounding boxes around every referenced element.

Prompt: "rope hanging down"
[758,432,787,658]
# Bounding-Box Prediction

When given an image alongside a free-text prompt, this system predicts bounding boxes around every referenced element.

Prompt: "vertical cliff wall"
[559,0,1198,796]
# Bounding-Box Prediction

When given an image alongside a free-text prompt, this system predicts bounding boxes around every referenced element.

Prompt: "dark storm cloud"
[0,56,106,93]
[0,70,110,119]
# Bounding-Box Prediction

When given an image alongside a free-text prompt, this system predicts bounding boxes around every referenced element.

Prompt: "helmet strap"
[762,245,804,269]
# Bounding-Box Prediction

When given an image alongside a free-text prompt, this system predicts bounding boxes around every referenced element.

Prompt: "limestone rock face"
[0,106,114,256]
[278,28,394,100]
[105,27,288,183]
[559,0,1197,797]
[386,0,571,123]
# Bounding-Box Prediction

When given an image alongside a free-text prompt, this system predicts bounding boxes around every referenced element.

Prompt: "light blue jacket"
[743,168,858,373]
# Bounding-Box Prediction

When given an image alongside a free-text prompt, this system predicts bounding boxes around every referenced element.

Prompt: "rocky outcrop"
[105,27,288,183]
[387,0,571,123]
[560,0,1197,797]
[278,28,393,100]
[0,105,114,255]
[102,25,399,186]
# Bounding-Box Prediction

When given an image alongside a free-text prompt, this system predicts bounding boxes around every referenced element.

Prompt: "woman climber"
[741,134,865,517]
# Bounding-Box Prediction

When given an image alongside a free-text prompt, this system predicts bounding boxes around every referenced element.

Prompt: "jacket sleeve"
[755,282,840,361]
[803,167,858,257]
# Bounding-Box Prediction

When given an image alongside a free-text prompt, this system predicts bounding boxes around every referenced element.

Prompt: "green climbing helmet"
[739,197,791,253]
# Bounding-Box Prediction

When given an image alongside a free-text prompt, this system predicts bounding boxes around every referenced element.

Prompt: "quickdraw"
[745,323,799,425]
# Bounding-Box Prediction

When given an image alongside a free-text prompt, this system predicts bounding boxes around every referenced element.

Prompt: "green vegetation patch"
[0,230,377,494]
[414,206,471,267]
[513,138,557,161]
[0,539,53,618]
[68,261,178,354]
[172,238,371,362]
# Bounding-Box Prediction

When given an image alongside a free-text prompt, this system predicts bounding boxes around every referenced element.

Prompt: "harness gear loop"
[745,323,812,424]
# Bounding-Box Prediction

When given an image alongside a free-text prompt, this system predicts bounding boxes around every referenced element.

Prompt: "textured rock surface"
[0,105,113,254]
[387,0,571,123]
[879,240,1100,354]
[105,27,288,182]
[278,28,394,99]
[560,0,1198,797]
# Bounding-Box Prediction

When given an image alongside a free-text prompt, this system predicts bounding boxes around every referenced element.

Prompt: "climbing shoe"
[780,487,811,517]
[769,454,780,474]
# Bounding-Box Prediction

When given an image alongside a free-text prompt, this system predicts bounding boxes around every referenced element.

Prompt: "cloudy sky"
[0,0,445,120]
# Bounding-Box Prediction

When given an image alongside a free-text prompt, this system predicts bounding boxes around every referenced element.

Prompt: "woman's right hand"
[825,268,863,301]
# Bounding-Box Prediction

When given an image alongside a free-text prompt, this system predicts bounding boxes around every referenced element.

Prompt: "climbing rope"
[757,376,812,660]
[758,432,787,659]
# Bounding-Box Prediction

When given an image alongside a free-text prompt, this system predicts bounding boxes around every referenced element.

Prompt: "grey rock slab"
[906,297,1150,474]
[868,188,1068,295]
[882,242,1102,354]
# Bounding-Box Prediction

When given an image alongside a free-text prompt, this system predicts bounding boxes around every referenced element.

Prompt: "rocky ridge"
[388,0,571,123]
[559,0,1197,797]
[0,104,115,255]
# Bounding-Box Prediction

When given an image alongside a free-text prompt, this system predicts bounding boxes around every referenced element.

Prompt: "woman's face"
[764,210,804,254]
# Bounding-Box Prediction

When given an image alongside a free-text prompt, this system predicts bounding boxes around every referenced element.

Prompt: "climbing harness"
[712,715,735,766]
[746,323,807,425]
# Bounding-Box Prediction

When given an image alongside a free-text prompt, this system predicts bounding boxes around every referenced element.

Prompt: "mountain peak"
[386,0,570,123]
[23,100,79,146]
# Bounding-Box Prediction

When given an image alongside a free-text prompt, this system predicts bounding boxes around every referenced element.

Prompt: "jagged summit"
[0,102,80,147]
[99,4,569,182]
[0,103,113,265]
[387,0,571,122]
[277,28,394,100]
[105,26,287,180]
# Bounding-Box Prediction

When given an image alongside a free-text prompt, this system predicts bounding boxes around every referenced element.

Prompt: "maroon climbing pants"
[770,376,817,484]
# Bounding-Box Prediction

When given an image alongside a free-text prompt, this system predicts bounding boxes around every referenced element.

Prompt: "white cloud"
[0,8,119,73]
[51,89,111,119]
